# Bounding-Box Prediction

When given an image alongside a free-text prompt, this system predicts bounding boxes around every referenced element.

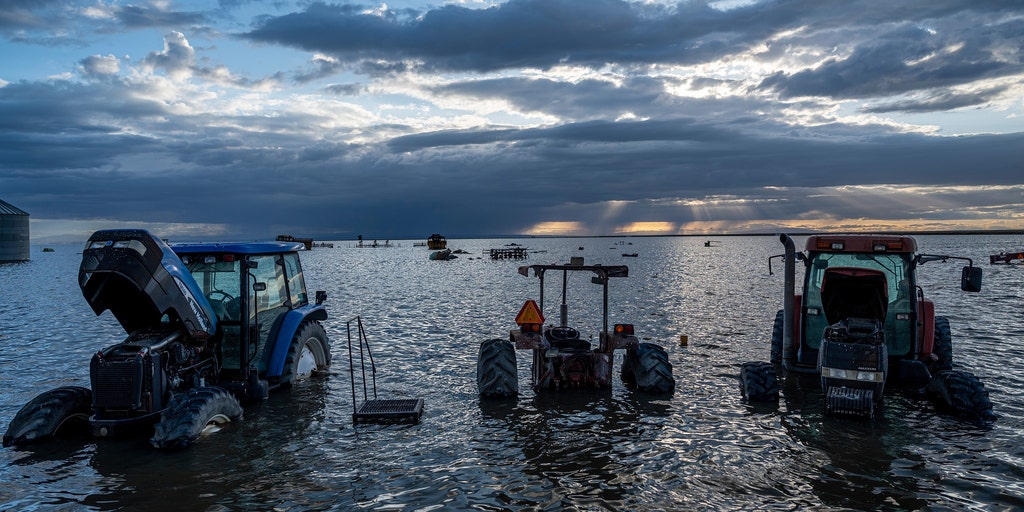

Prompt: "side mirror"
[315,290,327,305]
[961,266,982,292]
[253,282,267,292]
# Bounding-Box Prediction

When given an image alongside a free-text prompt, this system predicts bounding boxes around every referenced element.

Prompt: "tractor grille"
[825,386,875,417]
[91,352,148,411]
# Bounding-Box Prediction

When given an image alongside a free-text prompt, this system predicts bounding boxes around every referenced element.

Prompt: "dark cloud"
[2,1,1022,239]
[0,0,63,30]
[243,0,1023,113]
[862,85,1011,114]
[242,0,754,72]
[323,83,365,96]
[432,76,672,121]
[112,4,207,30]
[759,19,1023,101]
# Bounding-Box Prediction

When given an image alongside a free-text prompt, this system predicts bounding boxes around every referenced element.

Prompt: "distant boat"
[427,234,447,250]
[276,234,314,250]
[41,247,55,252]
[622,253,638,257]
[990,251,1024,264]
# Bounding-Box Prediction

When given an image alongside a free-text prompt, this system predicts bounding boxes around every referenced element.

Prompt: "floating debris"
[488,247,528,260]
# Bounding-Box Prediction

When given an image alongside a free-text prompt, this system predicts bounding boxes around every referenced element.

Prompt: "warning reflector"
[515,300,545,325]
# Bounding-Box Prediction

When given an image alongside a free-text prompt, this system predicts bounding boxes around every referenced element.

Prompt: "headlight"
[856,371,884,382]
[822,367,884,382]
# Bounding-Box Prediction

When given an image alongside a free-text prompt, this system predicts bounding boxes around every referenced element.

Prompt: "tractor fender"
[264,305,328,378]
[918,299,935,357]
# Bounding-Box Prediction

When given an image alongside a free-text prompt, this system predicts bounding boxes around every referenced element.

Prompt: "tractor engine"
[89,328,215,437]
[816,267,890,417]
[557,354,591,388]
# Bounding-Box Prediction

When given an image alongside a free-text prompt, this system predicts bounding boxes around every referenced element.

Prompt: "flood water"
[1,234,1022,511]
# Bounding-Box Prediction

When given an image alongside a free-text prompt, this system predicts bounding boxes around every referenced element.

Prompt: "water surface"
[1,235,1022,510]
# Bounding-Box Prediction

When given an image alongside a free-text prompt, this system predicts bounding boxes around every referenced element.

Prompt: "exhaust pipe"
[780,234,796,369]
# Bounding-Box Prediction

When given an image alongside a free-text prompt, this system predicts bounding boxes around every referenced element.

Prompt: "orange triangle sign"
[515,299,545,325]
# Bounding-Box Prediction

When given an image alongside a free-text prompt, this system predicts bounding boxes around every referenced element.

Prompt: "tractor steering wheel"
[208,290,235,303]
[548,326,580,341]
[208,290,238,320]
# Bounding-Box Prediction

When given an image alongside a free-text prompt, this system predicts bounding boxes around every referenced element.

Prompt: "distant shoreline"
[28,229,1024,245]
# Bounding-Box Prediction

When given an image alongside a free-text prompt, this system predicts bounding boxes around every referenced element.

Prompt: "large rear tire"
[151,386,243,450]
[477,338,518,398]
[622,343,675,393]
[927,370,995,422]
[281,321,331,387]
[932,316,953,372]
[2,386,92,447]
[740,361,779,402]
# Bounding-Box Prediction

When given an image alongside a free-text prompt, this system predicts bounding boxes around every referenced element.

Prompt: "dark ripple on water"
[1,235,1022,510]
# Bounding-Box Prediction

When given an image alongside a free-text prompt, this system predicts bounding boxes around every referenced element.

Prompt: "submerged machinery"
[477,258,675,398]
[741,234,993,420]
[4,229,331,449]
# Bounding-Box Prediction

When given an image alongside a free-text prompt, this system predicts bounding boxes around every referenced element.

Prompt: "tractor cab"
[171,241,327,386]
[798,248,913,367]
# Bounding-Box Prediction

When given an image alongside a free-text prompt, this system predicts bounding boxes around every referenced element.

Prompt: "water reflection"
[477,390,675,509]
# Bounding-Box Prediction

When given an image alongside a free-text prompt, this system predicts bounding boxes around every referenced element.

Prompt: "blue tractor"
[3,229,331,449]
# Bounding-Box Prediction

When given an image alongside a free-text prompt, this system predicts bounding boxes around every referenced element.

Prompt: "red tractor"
[477,259,675,398]
[741,234,994,420]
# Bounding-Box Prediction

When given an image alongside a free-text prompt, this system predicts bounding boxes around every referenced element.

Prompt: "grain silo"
[0,199,30,263]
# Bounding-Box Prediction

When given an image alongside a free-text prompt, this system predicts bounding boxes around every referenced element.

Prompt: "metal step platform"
[354,398,424,424]
[346,316,425,425]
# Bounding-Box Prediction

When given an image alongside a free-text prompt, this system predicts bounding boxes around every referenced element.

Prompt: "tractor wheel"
[2,386,92,447]
[770,309,784,365]
[927,370,996,422]
[477,338,518,398]
[281,321,331,386]
[932,316,953,372]
[151,386,243,450]
[622,343,675,393]
[740,361,779,402]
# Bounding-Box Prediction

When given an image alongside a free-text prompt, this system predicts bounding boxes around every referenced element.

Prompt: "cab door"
[247,254,290,373]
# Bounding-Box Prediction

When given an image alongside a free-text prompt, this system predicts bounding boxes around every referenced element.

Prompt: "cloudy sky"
[1,0,1022,242]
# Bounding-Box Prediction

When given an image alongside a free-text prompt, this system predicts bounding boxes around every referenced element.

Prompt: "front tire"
[740,361,779,402]
[281,321,331,386]
[3,386,92,447]
[622,343,675,393]
[151,387,243,450]
[927,370,995,422]
[477,338,518,398]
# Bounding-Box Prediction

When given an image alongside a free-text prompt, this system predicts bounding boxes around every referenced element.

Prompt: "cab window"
[282,252,307,306]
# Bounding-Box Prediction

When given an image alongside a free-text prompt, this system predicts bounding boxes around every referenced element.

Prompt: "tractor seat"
[545,327,591,351]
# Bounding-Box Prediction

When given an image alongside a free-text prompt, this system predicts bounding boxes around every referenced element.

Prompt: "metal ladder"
[346,316,424,424]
